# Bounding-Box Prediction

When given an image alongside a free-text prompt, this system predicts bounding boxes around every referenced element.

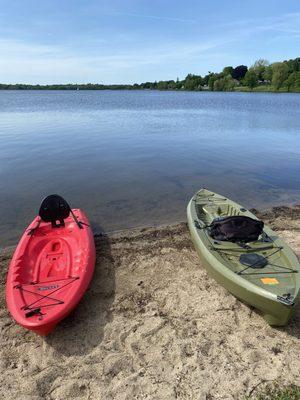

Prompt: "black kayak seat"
[39,194,71,228]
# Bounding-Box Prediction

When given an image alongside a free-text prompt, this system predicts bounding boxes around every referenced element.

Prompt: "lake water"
[0,90,300,247]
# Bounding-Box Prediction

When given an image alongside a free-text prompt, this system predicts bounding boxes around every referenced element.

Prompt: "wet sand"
[0,206,300,399]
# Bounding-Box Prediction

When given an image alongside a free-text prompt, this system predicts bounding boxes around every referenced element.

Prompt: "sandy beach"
[1,206,300,399]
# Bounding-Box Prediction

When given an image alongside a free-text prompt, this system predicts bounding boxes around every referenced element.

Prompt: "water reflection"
[0,91,299,246]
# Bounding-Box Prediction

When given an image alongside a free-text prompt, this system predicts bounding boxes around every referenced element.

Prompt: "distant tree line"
[0,57,299,92]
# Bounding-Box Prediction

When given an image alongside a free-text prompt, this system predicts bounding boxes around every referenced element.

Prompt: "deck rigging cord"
[15,276,79,311]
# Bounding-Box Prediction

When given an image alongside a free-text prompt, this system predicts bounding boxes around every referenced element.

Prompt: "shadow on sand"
[275,308,300,339]
[46,233,116,356]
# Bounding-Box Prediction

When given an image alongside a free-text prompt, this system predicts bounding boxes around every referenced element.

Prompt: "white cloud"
[0,36,235,84]
[105,11,195,23]
[221,12,300,36]
[0,12,298,84]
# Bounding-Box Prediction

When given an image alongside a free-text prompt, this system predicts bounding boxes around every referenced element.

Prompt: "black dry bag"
[209,216,264,243]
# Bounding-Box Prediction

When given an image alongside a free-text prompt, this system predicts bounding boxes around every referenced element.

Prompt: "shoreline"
[1,205,300,398]
[0,88,300,93]
[2,204,300,252]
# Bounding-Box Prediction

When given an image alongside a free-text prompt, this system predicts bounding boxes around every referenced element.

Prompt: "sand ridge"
[0,207,300,399]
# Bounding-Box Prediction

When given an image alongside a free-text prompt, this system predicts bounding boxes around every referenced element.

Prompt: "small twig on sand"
[248,379,272,397]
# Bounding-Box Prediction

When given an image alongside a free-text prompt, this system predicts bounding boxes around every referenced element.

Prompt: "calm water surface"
[0,90,300,246]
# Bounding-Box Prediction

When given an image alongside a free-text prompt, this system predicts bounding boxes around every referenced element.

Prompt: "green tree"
[157,81,169,90]
[263,65,273,82]
[284,71,300,91]
[225,75,235,90]
[243,69,258,88]
[184,74,202,90]
[232,65,248,80]
[252,59,269,81]
[285,57,300,73]
[175,79,183,89]
[272,62,289,90]
[214,75,235,91]
[222,66,233,76]
[167,80,176,90]
[208,73,218,90]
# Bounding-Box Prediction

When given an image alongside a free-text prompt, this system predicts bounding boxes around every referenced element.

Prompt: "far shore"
[0,86,299,93]
[1,205,300,398]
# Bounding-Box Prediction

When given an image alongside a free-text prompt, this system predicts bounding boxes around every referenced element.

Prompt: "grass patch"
[246,382,300,399]
[235,86,275,92]
[234,86,300,93]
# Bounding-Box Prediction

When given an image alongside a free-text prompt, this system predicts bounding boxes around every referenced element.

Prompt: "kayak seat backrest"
[203,204,227,217]
[39,194,71,228]
[203,204,240,218]
[209,216,264,243]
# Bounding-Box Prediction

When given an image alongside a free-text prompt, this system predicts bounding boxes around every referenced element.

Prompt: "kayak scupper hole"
[52,242,60,252]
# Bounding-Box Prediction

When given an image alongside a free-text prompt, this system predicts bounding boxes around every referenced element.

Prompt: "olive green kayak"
[187,188,300,326]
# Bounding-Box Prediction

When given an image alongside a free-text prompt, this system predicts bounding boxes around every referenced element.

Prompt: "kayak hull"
[6,209,96,335]
[187,189,300,326]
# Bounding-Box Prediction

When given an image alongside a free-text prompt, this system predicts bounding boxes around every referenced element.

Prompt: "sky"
[0,0,299,84]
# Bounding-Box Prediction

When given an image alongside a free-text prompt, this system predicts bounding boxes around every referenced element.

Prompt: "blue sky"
[0,0,299,84]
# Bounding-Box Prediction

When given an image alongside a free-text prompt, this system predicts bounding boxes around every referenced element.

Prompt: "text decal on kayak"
[261,278,279,285]
[38,284,59,291]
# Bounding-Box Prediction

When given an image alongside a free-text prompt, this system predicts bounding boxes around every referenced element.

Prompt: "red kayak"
[6,195,96,335]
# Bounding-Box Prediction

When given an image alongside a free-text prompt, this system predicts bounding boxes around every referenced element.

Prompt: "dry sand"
[1,206,300,400]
